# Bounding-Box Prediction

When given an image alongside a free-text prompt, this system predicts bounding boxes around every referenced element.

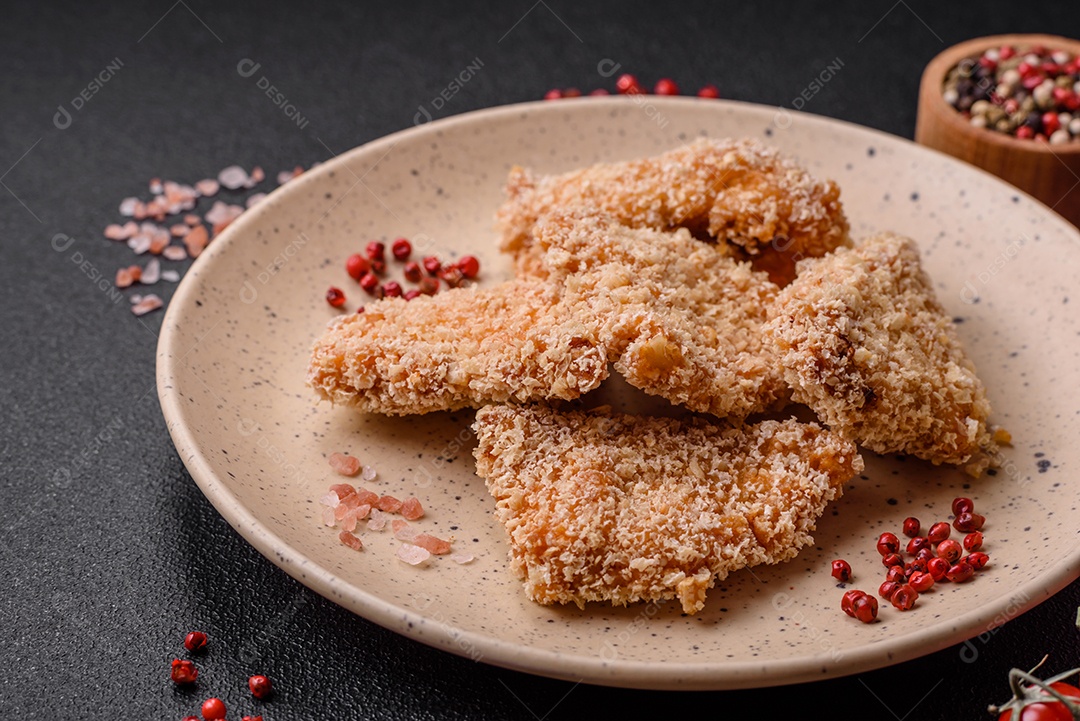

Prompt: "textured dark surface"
[3,1,1080,718]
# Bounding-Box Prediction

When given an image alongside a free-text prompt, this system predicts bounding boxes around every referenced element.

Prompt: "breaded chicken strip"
[764,232,992,465]
[496,138,850,285]
[536,213,786,418]
[307,281,608,415]
[473,405,862,614]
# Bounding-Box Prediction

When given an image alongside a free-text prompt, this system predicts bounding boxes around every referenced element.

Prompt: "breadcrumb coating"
[473,405,862,614]
[307,281,608,415]
[496,138,851,285]
[764,232,993,465]
[535,213,787,418]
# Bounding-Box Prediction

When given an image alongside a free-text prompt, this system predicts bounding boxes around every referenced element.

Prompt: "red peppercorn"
[248,674,272,699]
[852,594,878,624]
[359,272,379,295]
[653,78,679,96]
[345,253,370,280]
[383,281,402,298]
[904,559,928,577]
[978,56,997,71]
[966,552,990,570]
[241,717,264,721]
[201,698,226,720]
[391,237,412,261]
[1017,62,1037,78]
[403,261,422,283]
[171,659,198,685]
[927,521,951,544]
[951,497,974,516]
[927,556,950,581]
[439,266,464,288]
[1017,126,1035,139]
[830,559,852,582]
[946,560,974,583]
[879,580,899,599]
[365,241,385,261]
[906,536,930,555]
[902,517,920,538]
[615,73,644,95]
[1041,61,1061,76]
[184,631,208,652]
[325,286,346,308]
[419,277,439,296]
[184,717,200,721]
[422,256,441,276]
[999,45,1016,60]
[841,589,866,617]
[953,512,985,533]
[1022,74,1044,91]
[370,258,386,275]
[937,539,963,564]
[886,565,907,583]
[543,89,563,101]
[697,84,720,99]
[915,547,935,563]
[890,584,918,611]
[1004,98,1020,114]
[458,255,480,279]
[881,552,904,569]
[908,571,935,593]
[876,532,900,556]
[588,88,610,96]
[963,531,984,552]
[563,88,582,98]
[1042,112,1062,135]
[403,289,421,301]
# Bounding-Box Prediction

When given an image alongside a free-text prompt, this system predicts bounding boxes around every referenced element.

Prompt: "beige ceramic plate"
[158,98,1080,690]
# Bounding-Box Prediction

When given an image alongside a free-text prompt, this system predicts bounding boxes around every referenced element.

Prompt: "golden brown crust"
[307,281,609,415]
[764,232,993,465]
[473,405,863,614]
[496,138,851,285]
[535,213,787,418]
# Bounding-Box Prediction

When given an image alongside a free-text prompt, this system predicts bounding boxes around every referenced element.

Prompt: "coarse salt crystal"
[141,258,160,284]
[161,270,180,282]
[128,235,152,255]
[162,246,187,261]
[355,489,379,506]
[339,530,363,551]
[249,166,265,184]
[149,177,163,194]
[183,225,209,258]
[328,453,361,477]
[367,508,387,531]
[217,165,249,190]
[341,508,359,532]
[131,294,163,316]
[318,492,339,508]
[451,553,475,565]
[361,465,377,481]
[376,495,403,513]
[322,506,336,527]
[400,497,424,521]
[413,533,452,555]
[195,179,220,197]
[392,519,419,542]
[115,267,136,288]
[246,193,267,208]
[396,544,431,566]
[130,294,143,304]
[119,197,139,216]
[169,224,188,237]
[104,224,128,241]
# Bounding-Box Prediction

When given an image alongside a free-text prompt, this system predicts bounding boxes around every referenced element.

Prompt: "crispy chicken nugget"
[497,138,850,285]
[473,405,862,614]
[536,213,787,418]
[764,232,992,465]
[307,281,608,415]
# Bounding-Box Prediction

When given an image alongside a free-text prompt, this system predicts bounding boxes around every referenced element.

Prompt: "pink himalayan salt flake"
[393,521,419,543]
[131,294,163,316]
[246,193,266,208]
[115,267,136,288]
[451,553,475,565]
[169,224,188,237]
[396,544,431,566]
[130,294,143,305]
[128,234,152,255]
[121,221,139,236]
[184,225,208,258]
[334,502,351,521]
[119,197,139,216]
[339,530,363,551]
[149,235,169,255]
[413,533,452,555]
[355,488,379,507]
[329,482,357,499]
[277,166,303,185]
[318,492,339,508]
[141,258,160,284]
[217,165,248,190]
[195,179,220,197]
[361,465,377,481]
[328,453,361,477]
[104,224,129,241]
[322,507,336,527]
[367,508,387,531]
[161,269,180,282]
[355,503,371,520]
[376,495,403,513]
[341,508,359,532]
[184,214,201,226]
[249,166,265,184]
[149,177,163,194]
[400,497,424,521]
[162,245,187,261]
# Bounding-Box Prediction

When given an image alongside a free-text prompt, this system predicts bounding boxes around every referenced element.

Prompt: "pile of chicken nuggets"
[307,138,995,615]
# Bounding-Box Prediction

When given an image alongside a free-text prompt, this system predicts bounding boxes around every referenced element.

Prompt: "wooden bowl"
[916,34,1080,227]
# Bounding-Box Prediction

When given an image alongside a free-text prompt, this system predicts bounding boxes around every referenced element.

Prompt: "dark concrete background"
[3,1,1080,718]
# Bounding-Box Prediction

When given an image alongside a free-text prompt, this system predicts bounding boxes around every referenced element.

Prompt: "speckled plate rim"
[157,97,1080,690]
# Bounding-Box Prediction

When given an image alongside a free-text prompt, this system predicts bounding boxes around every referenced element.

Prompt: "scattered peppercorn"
[326,286,346,308]
[171,659,198,685]
[184,631,208,652]
[248,674,272,699]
